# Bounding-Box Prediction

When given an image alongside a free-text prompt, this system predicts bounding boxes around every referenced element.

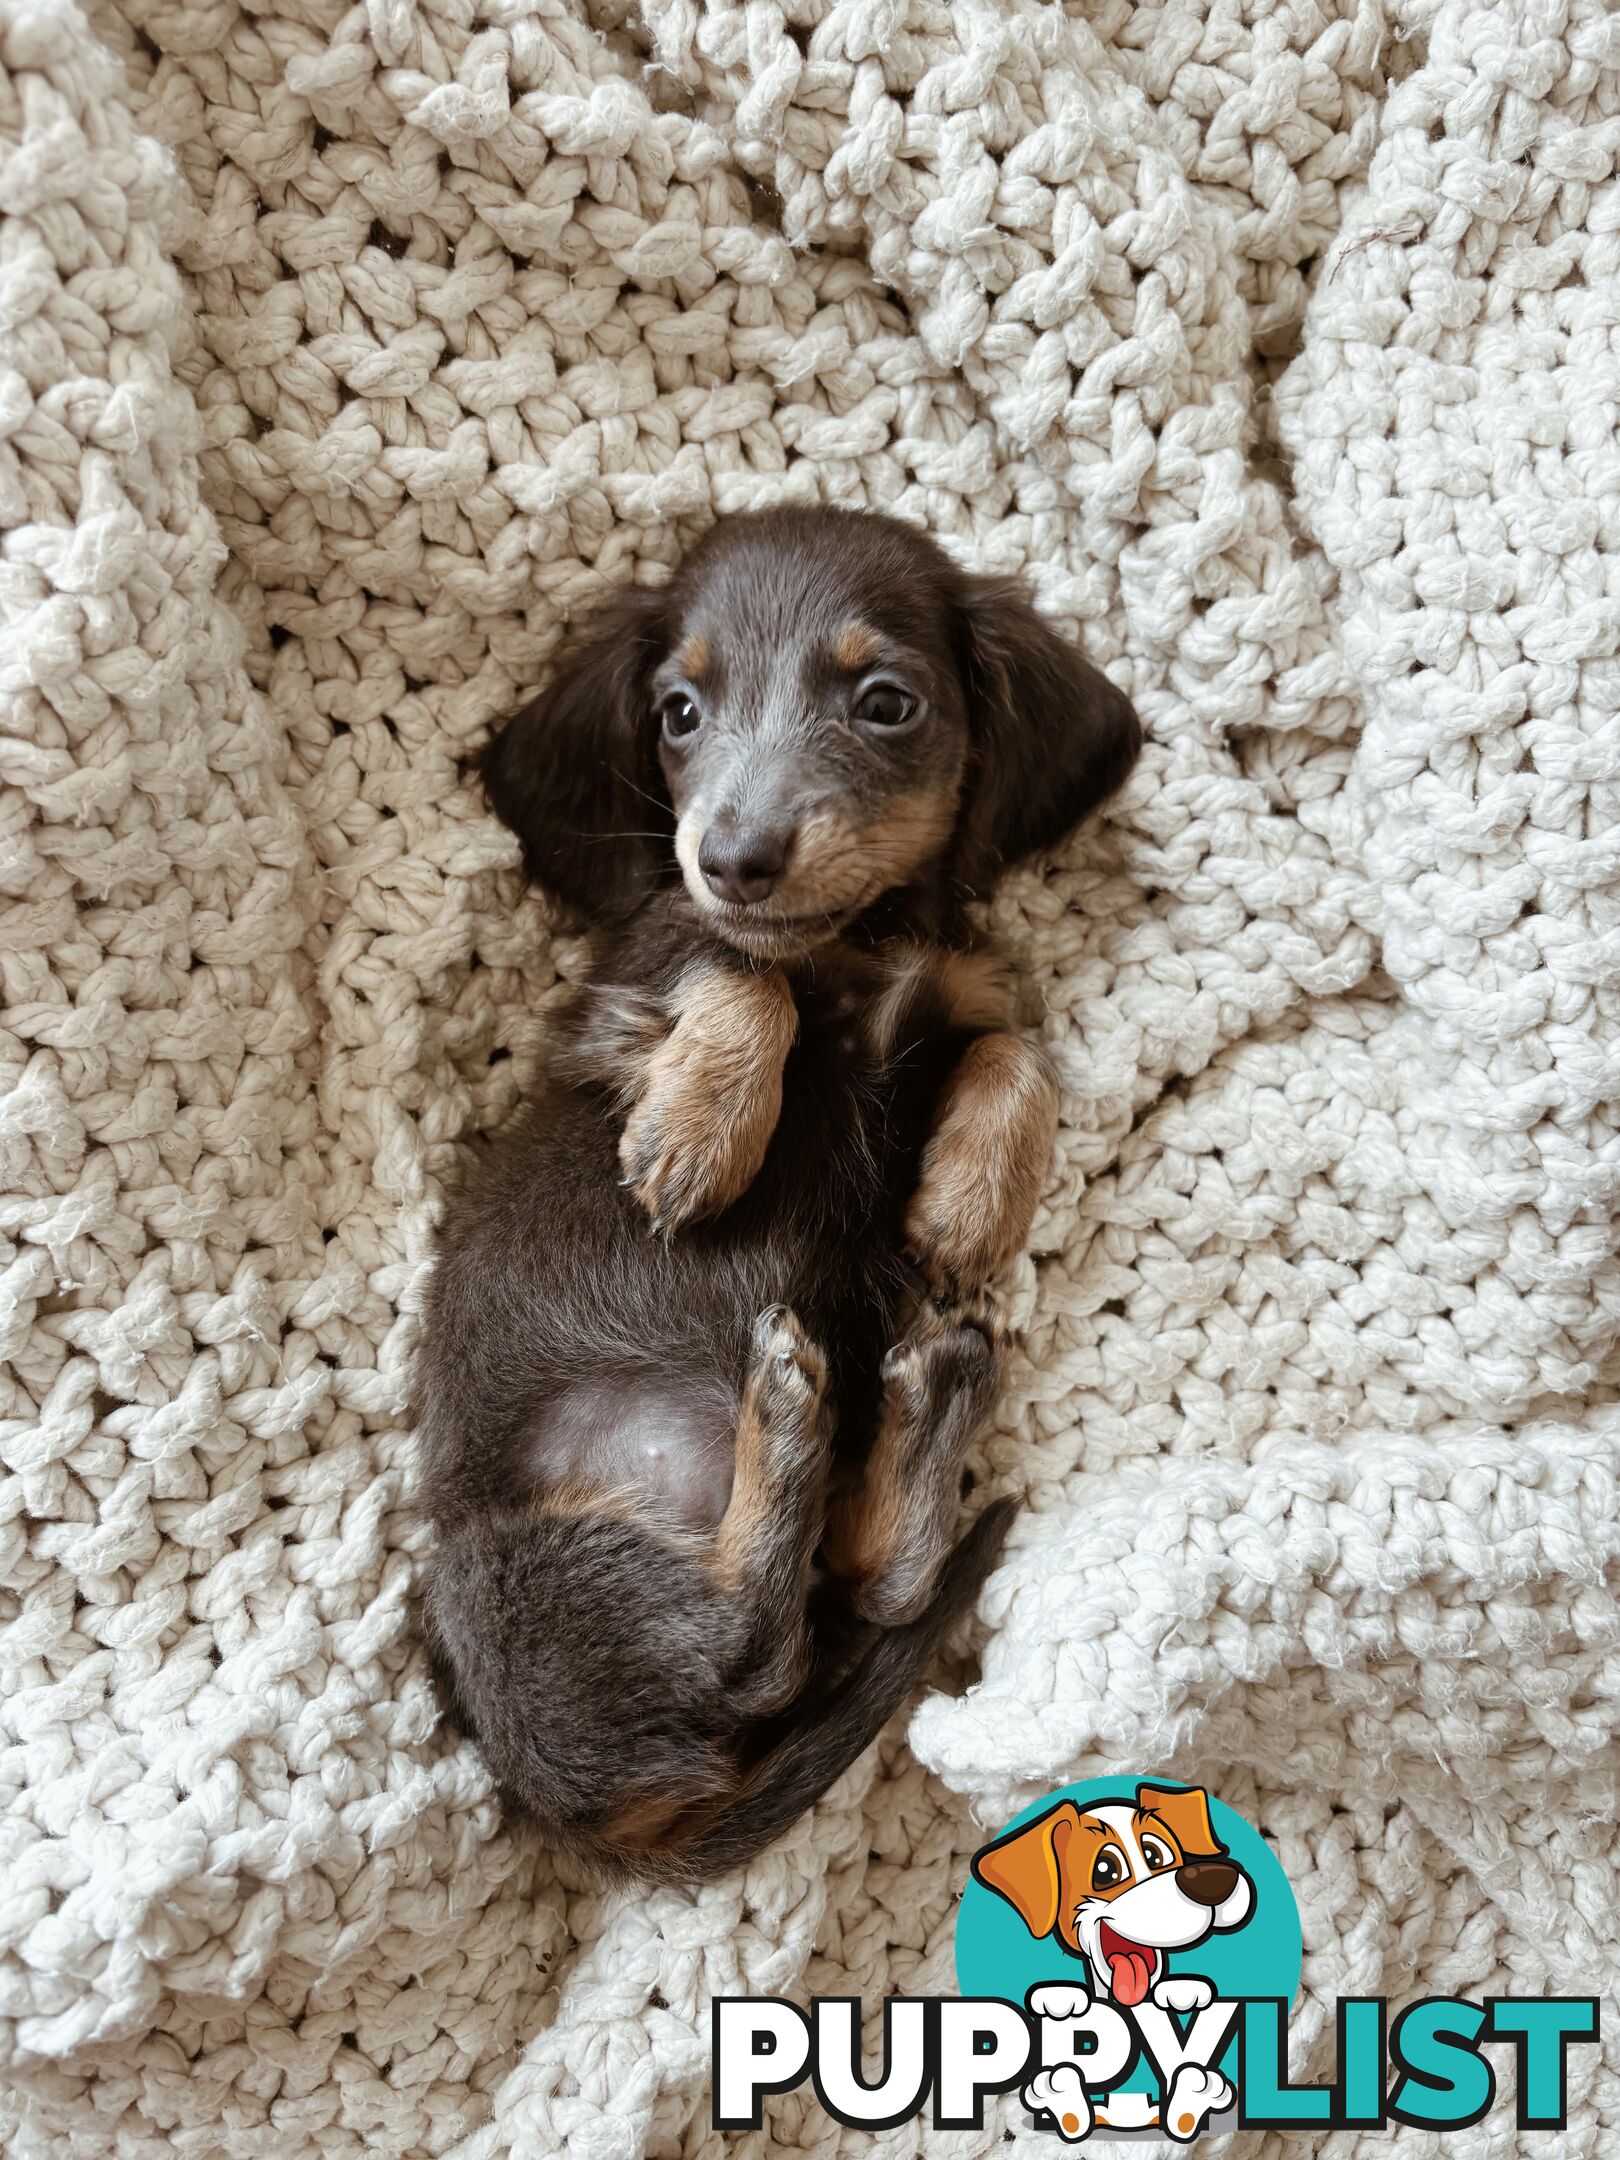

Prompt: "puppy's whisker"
[617,774,671,815]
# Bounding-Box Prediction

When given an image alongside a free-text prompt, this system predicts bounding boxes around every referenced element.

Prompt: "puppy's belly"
[521,1373,738,1531]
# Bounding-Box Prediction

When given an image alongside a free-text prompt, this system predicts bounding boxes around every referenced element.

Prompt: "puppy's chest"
[774,966,955,1178]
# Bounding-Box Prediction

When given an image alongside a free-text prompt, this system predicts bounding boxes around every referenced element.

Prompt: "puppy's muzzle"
[1176,1859,1240,1907]
[697,818,794,906]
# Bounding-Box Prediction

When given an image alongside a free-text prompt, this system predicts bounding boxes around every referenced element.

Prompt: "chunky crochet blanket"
[3,0,1616,2153]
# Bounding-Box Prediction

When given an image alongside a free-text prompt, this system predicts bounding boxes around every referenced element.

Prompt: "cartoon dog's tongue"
[1098,1923,1157,2006]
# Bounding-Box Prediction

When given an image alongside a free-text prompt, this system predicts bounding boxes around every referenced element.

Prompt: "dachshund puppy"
[414,507,1138,1880]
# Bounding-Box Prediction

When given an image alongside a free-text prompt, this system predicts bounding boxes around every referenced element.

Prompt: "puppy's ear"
[952,574,1140,897]
[477,582,672,922]
[1137,1783,1224,1859]
[972,1800,1082,1939]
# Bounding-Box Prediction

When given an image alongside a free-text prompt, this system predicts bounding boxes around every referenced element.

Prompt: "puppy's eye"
[853,682,917,730]
[659,692,701,742]
[1140,1837,1174,1871]
[1091,1847,1126,1891]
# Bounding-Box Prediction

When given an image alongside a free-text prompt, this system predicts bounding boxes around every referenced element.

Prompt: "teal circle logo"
[956,1778,1301,2135]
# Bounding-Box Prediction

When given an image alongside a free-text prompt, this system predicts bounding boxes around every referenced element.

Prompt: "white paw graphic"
[1024,2065,1092,2142]
[1163,2062,1234,2141]
[1028,1982,1092,2020]
[1152,1974,1215,2014]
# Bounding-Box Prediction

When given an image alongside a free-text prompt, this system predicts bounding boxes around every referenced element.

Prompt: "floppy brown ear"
[952,574,1140,898]
[477,581,672,923]
[971,1800,1081,1939]
[1137,1783,1224,1859]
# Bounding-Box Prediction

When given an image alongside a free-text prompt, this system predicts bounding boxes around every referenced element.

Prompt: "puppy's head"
[481,507,1138,954]
[972,1785,1253,2006]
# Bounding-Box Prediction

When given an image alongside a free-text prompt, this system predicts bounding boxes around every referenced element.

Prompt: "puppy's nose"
[1176,1860,1239,1907]
[698,821,792,906]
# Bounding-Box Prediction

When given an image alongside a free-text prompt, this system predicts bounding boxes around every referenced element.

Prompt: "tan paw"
[906,1034,1059,1293]
[748,1304,829,1429]
[619,967,795,1232]
[735,1306,832,1505]
[619,1064,779,1231]
[878,1298,1004,1432]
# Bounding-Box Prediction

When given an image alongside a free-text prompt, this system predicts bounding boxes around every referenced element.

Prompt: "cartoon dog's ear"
[951,573,1140,899]
[1137,1784,1224,1859]
[477,581,673,923]
[972,1801,1082,1940]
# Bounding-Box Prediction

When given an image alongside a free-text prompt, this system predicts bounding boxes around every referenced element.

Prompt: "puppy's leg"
[906,1033,1060,1294]
[620,961,797,1232]
[824,1299,1004,1628]
[711,1305,832,1711]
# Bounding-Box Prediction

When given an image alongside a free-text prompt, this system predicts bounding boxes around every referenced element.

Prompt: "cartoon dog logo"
[971,1783,1253,2007]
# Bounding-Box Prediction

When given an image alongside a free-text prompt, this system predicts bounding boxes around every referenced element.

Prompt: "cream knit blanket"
[2,1,1616,2154]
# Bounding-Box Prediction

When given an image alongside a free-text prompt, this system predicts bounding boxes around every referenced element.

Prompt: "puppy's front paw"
[619,968,795,1232]
[620,1069,777,1233]
[1151,1975,1214,2015]
[1028,1982,1093,2021]
[906,1034,1059,1295]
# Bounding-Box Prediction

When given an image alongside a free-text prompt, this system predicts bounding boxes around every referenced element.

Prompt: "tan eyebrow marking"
[1134,1808,1184,1861]
[833,622,882,671]
[677,631,710,679]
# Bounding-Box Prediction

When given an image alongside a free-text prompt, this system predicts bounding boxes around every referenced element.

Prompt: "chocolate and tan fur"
[414,507,1138,1880]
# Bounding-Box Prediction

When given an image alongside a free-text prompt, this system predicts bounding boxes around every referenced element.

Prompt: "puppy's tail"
[658,1497,1015,1882]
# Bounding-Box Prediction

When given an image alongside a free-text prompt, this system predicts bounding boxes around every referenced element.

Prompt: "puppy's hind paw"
[878,1300,1004,1427]
[751,1304,828,1402]
[1163,2064,1234,2142]
[744,1306,830,1475]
